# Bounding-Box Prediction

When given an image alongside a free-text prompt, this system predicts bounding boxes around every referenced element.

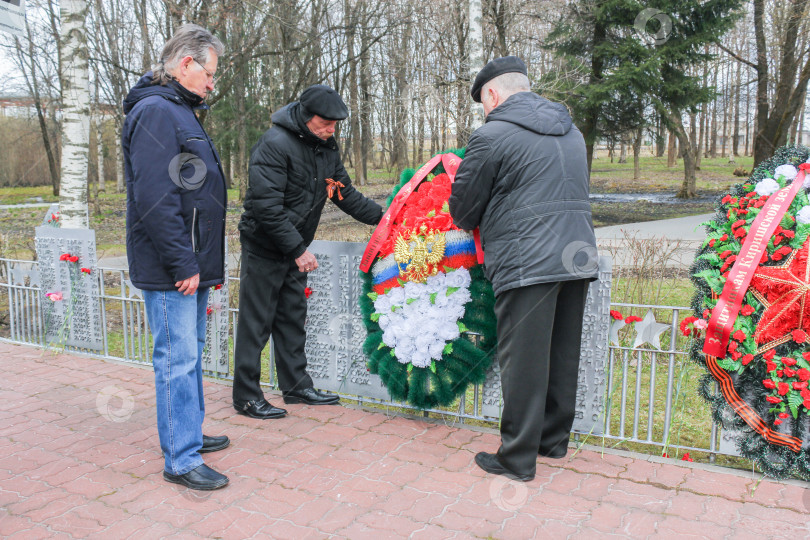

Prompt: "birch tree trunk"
[59,0,91,228]
[468,0,484,131]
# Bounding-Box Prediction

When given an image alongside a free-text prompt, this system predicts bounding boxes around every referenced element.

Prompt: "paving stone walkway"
[1,341,808,539]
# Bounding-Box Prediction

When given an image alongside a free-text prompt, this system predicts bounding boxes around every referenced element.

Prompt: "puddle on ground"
[590,193,716,204]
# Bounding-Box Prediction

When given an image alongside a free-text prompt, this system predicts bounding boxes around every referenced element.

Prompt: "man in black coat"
[233,85,383,419]
[122,24,230,490]
[449,57,599,481]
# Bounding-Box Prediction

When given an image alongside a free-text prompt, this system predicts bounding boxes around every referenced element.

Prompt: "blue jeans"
[143,288,209,475]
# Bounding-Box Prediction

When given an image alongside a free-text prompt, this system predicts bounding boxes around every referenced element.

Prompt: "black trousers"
[232,248,313,402]
[494,279,589,476]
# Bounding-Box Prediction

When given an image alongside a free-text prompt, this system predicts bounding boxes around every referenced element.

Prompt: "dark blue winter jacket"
[122,72,227,290]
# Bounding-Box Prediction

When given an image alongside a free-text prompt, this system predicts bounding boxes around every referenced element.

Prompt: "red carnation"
[778,382,790,395]
[610,310,624,320]
[798,368,810,381]
[777,370,784,377]
[721,195,733,204]
[708,239,716,247]
[781,357,797,367]
[206,307,213,315]
[763,379,776,390]
[718,250,732,259]
[719,234,728,241]
[793,329,807,343]
[805,398,810,409]
[80,267,91,274]
[680,316,698,336]
[305,287,313,299]
[793,381,808,390]
[766,396,783,404]
[732,330,746,341]
[625,315,642,324]
[741,354,754,366]
[68,255,79,263]
[766,360,778,372]
[731,219,746,229]
[215,284,222,290]
[702,309,711,319]
[783,367,797,378]
[779,412,790,419]
[681,453,693,462]
[728,341,738,352]
[774,419,783,426]
[764,350,776,360]
[734,228,746,239]
[782,230,795,239]
[740,305,755,316]
[59,253,70,261]
[760,252,769,264]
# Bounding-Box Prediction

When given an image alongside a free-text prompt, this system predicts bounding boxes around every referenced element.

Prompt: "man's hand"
[295,251,318,273]
[176,273,200,295]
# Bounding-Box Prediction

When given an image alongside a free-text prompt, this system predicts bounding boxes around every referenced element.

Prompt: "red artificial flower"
[803,389,810,399]
[215,284,223,290]
[721,195,733,204]
[734,228,746,239]
[793,329,807,343]
[763,379,776,390]
[778,382,790,395]
[708,239,716,247]
[766,360,778,372]
[779,412,790,419]
[773,235,784,246]
[783,230,796,239]
[662,452,669,458]
[792,381,808,390]
[610,310,624,320]
[741,354,754,366]
[680,316,698,336]
[740,305,755,316]
[783,367,797,378]
[804,398,810,409]
[702,309,711,319]
[774,419,783,426]
[761,252,769,264]
[206,307,213,315]
[764,350,776,360]
[799,163,810,172]
[625,315,642,324]
[731,219,746,229]
[766,396,783,404]
[719,234,728,241]
[798,368,810,381]
[80,267,91,274]
[68,255,79,263]
[719,250,732,259]
[304,287,313,299]
[781,357,797,367]
[732,329,746,341]
[728,341,738,352]
[59,253,70,261]
[681,453,693,462]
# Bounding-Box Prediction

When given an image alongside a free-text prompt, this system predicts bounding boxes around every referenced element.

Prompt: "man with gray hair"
[122,23,230,490]
[449,56,599,482]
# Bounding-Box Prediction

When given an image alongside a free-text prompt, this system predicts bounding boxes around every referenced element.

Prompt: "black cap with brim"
[470,56,528,103]
[299,84,349,121]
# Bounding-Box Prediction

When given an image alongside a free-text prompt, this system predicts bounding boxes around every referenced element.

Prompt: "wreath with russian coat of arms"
[359,149,498,409]
[690,144,810,479]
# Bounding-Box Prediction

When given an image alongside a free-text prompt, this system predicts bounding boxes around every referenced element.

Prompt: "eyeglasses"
[194,59,217,84]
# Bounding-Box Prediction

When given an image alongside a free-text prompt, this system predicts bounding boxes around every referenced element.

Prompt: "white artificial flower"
[797,206,810,225]
[411,351,432,368]
[774,164,798,181]
[403,280,422,299]
[428,340,445,358]
[374,294,393,314]
[425,273,445,294]
[387,286,405,305]
[754,178,780,196]
[433,290,451,307]
[445,267,472,288]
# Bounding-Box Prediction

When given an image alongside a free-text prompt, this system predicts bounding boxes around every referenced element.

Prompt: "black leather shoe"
[283,387,340,405]
[474,452,534,482]
[200,434,230,454]
[233,399,287,419]
[163,463,229,490]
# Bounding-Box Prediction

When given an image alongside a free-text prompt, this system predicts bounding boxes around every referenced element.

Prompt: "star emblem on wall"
[748,238,810,352]
[632,309,670,350]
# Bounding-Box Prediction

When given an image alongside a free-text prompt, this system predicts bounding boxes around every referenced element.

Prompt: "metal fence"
[0,257,733,461]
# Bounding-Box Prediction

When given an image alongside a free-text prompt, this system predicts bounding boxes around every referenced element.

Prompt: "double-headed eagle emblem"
[394,224,446,283]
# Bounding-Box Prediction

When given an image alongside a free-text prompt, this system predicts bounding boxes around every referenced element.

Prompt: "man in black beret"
[450,57,599,481]
[233,84,383,418]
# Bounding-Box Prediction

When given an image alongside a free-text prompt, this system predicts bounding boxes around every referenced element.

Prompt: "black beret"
[299,84,349,121]
[470,56,528,103]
